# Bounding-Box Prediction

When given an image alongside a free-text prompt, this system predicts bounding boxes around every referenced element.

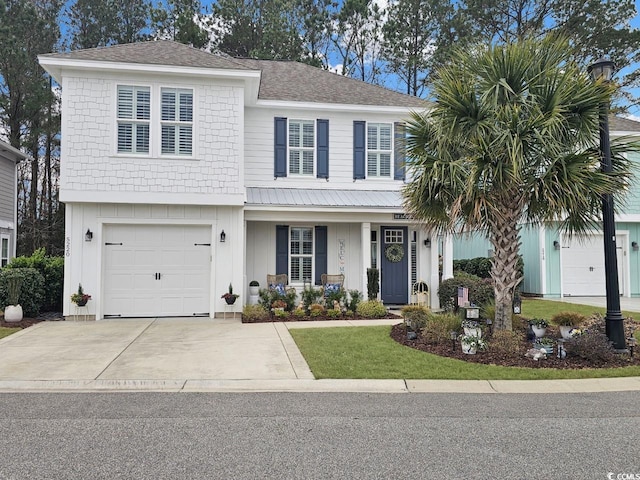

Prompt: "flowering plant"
[462,319,481,329]
[458,334,487,350]
[529,318,548,328]
[71,284,91,305]
[221,283,239,300]
[271,299,287,309]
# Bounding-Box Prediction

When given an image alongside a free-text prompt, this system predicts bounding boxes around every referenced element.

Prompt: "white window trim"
[160,87,194,157]
[116,85,151,155]
[289,226,314,284]
[114,84,196,159]
[367,122,393,178]
[288,119,315,176]
[0,234,10,268]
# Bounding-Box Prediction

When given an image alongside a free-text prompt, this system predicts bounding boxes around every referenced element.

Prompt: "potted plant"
[71,283,91,307]
[221,283,239,305]
[534,336,555,355]
[249,280,260,296]
[458,334,487,355]
[462,319,482,338]
[551,312,586,339]
[3,276,23,323]
[529,318,548,338]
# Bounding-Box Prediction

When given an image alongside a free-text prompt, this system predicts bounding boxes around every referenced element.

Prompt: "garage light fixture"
[633,241,639,251]
[423,238,431,248]
[553,240,560,250]
[220,230,226,243]
[85,229,93,242]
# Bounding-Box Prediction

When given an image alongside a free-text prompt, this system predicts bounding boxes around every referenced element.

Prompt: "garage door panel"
[103,225,211,317]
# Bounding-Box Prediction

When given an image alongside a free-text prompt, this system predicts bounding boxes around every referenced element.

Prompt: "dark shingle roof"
[40,40,251,71]
[232,58,427,108]
[41,40,428,108]
[610,116,640,132]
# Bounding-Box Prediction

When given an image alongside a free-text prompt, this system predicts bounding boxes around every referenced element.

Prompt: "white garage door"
[561,234,624,296]
[103,225,211,317]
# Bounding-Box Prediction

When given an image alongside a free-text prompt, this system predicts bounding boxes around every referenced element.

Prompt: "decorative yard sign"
[393,213,410,220]
[338,239,346,275]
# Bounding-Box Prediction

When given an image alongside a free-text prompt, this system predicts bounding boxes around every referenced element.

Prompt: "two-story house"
[0,140,24,268]
[39,40,450,320]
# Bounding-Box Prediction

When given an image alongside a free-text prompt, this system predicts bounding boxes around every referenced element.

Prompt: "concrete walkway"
[0,316,639,393]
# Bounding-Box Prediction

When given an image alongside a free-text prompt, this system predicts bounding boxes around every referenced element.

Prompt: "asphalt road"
[0,392,638,480]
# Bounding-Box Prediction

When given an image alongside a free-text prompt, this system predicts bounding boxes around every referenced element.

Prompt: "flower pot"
[559,326,573,339]
[463,327,482,338]
[3,304,23,323]
[534,342,554,355]
[76,299,88,307]
[531,326,546,338]
[461,340,477,355]
[249,286,259,296]
[225,297,237,305]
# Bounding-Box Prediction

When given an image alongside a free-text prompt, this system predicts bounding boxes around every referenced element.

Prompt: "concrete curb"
[1,377,639,393]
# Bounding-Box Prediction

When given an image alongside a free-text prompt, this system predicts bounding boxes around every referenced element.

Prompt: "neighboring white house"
[39,40,451,320]
[0,140,23,268]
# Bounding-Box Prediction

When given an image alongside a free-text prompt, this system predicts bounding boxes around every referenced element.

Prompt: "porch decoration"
[71,283,91,307]
[221,283,239,305]
[384,243,404,263]
[3,276,23,323]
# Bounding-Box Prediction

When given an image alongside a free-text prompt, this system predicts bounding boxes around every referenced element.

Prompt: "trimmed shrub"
[6,248,63,311]
[453,255,524,280]
[242,304,270,322]
[489,330,524,355]
[326,309,342,318]
[258,288,298,312]
[438,272,494,311]
[346,289,362,313]
[401,305,430,331]
[293,308,307,318]
[567,332,617,365]
[551,311,586,327]
[356,300,386,318]
[422,312,462,344]
[301,285,323,311]
[0,267,45,317]
[367,268,379,300]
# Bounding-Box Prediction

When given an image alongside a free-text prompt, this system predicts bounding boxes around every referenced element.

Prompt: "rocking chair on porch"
[266,274,295,296]
[321,274,345,299]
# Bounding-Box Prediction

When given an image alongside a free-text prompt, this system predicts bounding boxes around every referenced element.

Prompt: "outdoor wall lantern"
[85,229,93,242]
[553,240,560,250]
[633,241,639,251]
[423,238,431,248]
[220,230,226,243]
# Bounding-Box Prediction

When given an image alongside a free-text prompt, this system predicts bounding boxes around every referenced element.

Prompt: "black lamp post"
[588,56,626,350]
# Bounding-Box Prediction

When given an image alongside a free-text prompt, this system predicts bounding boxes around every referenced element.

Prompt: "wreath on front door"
[385,243,404,263]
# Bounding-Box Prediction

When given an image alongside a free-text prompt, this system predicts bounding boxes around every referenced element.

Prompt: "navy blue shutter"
[317,119,329,179]
[394,122,406,181]
[274,117,287,177]
[276,225,289,276]
[314,226,327,285]
[353,121,366,180]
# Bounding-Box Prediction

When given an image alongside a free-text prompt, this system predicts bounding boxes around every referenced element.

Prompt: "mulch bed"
[390,322,640,369]
[242,312,401,323]
[0,312,64,329]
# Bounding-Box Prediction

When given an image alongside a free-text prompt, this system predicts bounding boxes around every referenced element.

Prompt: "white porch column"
[426,231,440,310]
[442,234,454,280]
[361,222,371,295]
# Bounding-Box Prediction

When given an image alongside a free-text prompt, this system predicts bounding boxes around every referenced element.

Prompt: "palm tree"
[402,36,637,331]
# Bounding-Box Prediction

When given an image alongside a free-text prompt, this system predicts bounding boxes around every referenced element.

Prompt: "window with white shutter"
[288,120,314,175]
[367,123,392,177]
[161,88,193,156]
[117,86,150,154]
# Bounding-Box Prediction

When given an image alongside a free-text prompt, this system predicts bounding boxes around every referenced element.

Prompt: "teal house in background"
[453,116,640,299]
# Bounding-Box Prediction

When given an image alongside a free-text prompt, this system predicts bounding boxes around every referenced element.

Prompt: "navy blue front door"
[380,226,408,304]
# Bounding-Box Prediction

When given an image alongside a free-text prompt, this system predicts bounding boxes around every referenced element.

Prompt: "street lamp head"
[588,56,615,82]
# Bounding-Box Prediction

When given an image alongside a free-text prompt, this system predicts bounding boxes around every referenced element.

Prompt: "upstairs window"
[367,123,392,177]
[161,88,193,156]
[289,120,315,175]
[117,86,150,154]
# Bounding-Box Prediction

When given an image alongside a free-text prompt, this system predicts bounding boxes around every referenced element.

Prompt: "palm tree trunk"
[489,203,523,331]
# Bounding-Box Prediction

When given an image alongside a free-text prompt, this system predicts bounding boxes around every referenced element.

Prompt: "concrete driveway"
[0,318,313,384]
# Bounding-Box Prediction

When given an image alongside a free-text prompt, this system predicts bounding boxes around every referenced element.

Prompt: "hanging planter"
[385,244,404,263]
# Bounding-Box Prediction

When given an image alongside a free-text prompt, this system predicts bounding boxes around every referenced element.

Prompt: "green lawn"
[290,298,640,380]
[520,298,637,320]
[290,326,640,380]
[0,327,20,340]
